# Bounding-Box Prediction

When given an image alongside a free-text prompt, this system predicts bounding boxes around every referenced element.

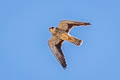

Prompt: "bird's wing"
[48,36,67,69]
[58,20,91,32]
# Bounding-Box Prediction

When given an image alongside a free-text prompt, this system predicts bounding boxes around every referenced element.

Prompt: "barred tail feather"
[68,36,83,46]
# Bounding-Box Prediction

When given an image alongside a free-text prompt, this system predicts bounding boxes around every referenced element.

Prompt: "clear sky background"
[0,0,120,80]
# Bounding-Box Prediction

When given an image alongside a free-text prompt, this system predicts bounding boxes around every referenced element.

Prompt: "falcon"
[48,20,91,69]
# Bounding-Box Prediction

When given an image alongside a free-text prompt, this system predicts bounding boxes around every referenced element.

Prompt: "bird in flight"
[48,20,91,69]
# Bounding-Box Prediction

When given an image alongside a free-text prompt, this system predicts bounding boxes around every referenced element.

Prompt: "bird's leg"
[67,35,83,46]
[59,33,68,40]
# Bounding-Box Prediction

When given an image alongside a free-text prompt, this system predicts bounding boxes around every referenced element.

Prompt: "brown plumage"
[48,20,91,69]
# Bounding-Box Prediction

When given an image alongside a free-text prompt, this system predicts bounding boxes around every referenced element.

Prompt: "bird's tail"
[67,36,83,46]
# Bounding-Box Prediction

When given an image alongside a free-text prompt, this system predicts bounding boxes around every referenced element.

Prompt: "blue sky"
[0,0,120,80]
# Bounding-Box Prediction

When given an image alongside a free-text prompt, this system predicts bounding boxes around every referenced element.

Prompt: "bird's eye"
[51,27,54,29]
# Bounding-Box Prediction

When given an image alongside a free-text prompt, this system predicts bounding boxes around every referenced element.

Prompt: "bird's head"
[49,27,55,33]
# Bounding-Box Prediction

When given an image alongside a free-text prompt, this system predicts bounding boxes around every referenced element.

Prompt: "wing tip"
[84,22,91,26]
[62,63,67,69]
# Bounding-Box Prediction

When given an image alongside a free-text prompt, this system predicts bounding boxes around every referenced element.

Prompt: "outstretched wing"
[58,20,91,32]
[48,36,67,69]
